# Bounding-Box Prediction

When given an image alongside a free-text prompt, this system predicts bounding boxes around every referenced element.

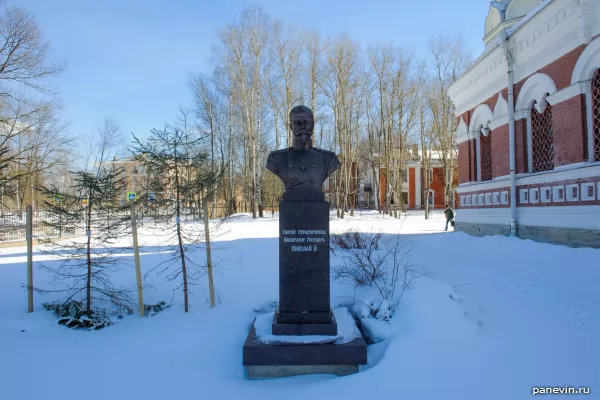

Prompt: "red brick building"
[362,151,458,210]
[448,0,600,247]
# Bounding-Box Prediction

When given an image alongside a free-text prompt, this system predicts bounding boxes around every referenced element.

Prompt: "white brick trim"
[517,163,600,186]
[571,36,600,84]
[456,205,600,230]
[468,103,494,133]
[488,116,508,131]
[454,162,600,193]
[581,182,595,201]
[546,81,587,105]
[514,109,528,120]
[455,117,469,144]
[515,73,558,112]
[492,90,508,120]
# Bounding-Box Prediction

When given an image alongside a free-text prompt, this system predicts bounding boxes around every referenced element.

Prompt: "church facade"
[448,0,600,247]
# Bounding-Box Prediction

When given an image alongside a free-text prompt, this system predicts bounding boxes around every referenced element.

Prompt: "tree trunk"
[257,83,264,218]
[174,159,189,312]
[202,197,215,307]
[86,194,93,314]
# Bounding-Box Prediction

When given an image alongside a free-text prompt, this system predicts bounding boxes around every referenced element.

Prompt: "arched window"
[531,101,554,173]
[480,131,492,181]
[592,69,600,162]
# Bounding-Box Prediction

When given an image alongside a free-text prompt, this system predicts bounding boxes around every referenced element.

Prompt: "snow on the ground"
[1,210,599,400]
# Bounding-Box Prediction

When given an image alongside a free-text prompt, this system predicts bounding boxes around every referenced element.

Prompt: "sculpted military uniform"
[266,147,340,192]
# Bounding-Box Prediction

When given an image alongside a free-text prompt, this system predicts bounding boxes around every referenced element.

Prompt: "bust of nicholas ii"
[266,105,339,198]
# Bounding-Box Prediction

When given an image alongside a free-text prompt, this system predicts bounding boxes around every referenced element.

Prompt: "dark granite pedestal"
[243,323,368,378]
[243,194,367,378]
[273,198,337,336]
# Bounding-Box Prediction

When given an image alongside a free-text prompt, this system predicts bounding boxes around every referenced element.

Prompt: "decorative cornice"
[449,0,585,117]
[448,46,506,117]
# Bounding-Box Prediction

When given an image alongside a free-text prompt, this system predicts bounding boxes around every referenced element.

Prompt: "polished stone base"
[246,364,358,379]
[272,310,338,335]
[243,323,367,378]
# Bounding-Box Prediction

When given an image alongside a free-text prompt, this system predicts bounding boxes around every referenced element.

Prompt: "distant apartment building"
[106,157,147,203]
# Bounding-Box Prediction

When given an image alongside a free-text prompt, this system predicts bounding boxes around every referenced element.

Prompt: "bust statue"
[266,105,339,200]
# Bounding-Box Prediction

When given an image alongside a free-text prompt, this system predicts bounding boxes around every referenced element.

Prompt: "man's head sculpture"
[266,105,340,200]
[289,105,314,150]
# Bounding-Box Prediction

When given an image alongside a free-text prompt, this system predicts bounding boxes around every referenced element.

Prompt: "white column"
[527,109,533,173]
[585,80,594,162]
[415,167,421,208]
[475,132,481,181]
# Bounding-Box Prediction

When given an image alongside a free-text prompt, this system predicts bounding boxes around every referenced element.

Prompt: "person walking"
[444,204,454,231]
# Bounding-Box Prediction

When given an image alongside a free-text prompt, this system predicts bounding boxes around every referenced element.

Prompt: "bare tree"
[367,45,395,216]
[19,103,72,208]
[419,93,434,219]
[0,4,65,99]
[218,4,270,218]
[0,3,65,211]
[190,74,230,217]
[427,35,471,206]
[322,35,363,218]
[304,30,330,147]
[272,21,304,147]
[1,99,72,210]
[388,52,426,216]
[365,45,423,217]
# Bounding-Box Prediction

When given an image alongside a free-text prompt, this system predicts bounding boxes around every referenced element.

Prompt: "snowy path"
[0,212,598,400]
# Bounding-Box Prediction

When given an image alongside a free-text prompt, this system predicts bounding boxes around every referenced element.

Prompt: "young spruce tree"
[36,126,135,329]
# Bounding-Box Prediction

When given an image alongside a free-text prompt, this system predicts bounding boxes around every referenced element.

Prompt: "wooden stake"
[130,201,145,317]
[203,198,215,307]
[26,205,33,313]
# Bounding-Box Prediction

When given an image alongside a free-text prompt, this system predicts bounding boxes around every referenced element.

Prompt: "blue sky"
[12,0,491,141]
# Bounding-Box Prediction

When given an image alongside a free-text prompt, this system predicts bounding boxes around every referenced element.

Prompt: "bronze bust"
[266,105,339,198]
